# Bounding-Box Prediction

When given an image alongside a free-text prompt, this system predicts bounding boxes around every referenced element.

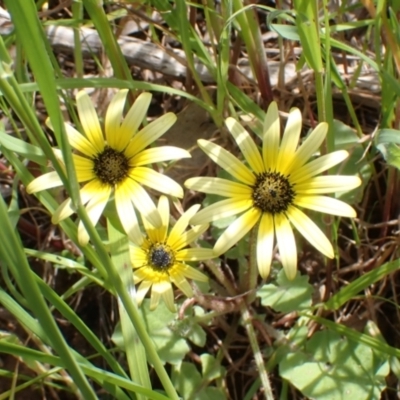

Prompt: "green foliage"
[257,270,313,313]
[375,128,400,171]
[280,330,389,399]
[112,300,210,365]
[172,356,226,400]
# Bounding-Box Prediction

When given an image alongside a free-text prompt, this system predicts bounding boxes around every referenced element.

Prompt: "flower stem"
[240,302,274,400]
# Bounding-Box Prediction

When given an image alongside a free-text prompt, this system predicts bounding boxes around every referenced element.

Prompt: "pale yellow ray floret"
[130,196,213,312]
[27,89,190,245]
[185,103,362,280]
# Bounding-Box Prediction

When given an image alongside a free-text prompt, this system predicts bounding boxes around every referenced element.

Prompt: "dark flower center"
[148,243,175,271]
[252,171,295,214]
[93,146,130,185]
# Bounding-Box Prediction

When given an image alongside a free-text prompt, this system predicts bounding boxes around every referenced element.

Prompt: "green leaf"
[113,300,190,365]
[257,270,313,313]
[280,330,389,400]
[0,126,47,166]
[201,354,225,382]
[174,306,207,348]
[331,119,371,203]
[172,361,226,400]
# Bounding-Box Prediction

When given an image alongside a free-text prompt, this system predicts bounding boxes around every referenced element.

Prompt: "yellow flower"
[185,103,361,280]
[27,89,190,245]
[130,195,212,312]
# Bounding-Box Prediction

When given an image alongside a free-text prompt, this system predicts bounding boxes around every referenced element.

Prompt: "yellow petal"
[27,171,63,193]
[295,195,357,217]
[295,175,361,194]
[172,224,209,251]
[125,113,177,158]
[136,280,152,306]
[77,185,112,245]
[190,197,253,225]
[176,248,215,262]
[277,107,302,174]
[185,177,252,197]
[169,270,194,297]
[263,101,280,171]
[257,213,274,279]
[225,117,265,174]
[286,205,334,258]
[129,167,184,198]
[291,150,349,183]
[119,92,152,148]
[115,184,144,245]
[289,122,328,173]
[167,204,201,248]
[76,90,104,153]
[130,146,191,166]
[214,207,261,255]
[104,89,129,150]
[274,213,297,280]
[122,177,162,228]
[197,139,256,185]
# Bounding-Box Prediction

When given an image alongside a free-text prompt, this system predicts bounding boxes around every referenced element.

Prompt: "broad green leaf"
[331,119,371,203]
[0,128,47,166]
[172,361,226,400]
[280,330,389,400]
[113,300,190,365]
[257,270,313,313]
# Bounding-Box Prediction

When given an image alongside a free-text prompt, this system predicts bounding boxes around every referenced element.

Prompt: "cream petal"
[65,123,100,157]
[160,281,176,313]
[124,113,177,158]
[104,89,128,150]
[52,179,103,223]
[295,175,361,194]
[27,171,63,193]
[178,264,208,282]
[46,118,98,158]
[167,204,201,248]
[136,280,152,306]
[151,280,174,311]
[52,198,74,223]
[130,245,147,266]
[76,91,104,153]
[122,177,162,228]
[172,224,209,252]
[115,185,144,245]
[155,195,170,243]
[77,185,112,245]
[119,92,152,148]
[257,213,274,279]
[295,195,357,217]
[190,197,253,225]
[73,155,96,182]
[214,207,261,255]
[176,248,215,262]
[225,117,265,174]
[169,270,194,297]
[274,213,297,280]
[286,205,334,258]
[129,167,184,198]
[289,122,328,173]
[290,150,349,183]
[197,139,256,185]
[129,146,191,166]
[277,107,302,174]
[263,101,280,171]
[185,177,253,197]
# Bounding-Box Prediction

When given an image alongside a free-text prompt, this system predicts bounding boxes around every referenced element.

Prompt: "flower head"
[27,89,190,245]
[130,196,212,312]
[185,103,361,280]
